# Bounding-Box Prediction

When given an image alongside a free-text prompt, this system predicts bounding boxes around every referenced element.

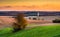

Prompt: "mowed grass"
[0,25,60,37]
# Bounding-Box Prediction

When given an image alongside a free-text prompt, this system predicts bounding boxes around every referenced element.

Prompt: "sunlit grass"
[0,25,60,37]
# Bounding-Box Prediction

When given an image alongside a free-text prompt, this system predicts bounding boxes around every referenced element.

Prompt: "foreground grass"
[0,25,60,37]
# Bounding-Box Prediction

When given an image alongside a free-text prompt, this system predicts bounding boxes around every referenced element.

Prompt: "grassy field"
[0,25,60,37]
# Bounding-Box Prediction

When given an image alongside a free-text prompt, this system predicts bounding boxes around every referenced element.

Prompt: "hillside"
[0,25,60,37]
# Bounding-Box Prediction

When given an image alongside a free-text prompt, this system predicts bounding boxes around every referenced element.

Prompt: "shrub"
[54,35,60,37]
[12,13,27,32]
[53,19,60,23]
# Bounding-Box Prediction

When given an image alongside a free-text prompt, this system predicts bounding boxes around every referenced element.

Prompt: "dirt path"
[26,23,60,29]
[0,23,60,29]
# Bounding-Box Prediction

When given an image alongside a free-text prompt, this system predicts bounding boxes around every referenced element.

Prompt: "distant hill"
[0,11,60,16]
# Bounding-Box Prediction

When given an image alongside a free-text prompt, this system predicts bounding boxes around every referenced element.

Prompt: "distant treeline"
[0,11,60,16]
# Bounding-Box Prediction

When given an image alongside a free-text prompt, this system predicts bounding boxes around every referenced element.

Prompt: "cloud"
[4,6,12,8]
[0,5,38,9]
[0,6,12,9]
[0,3,60,11]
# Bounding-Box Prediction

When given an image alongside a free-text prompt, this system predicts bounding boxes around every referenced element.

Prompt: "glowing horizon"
[0,0,60,11]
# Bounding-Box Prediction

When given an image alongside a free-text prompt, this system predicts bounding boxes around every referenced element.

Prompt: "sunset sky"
[0,0,60,11]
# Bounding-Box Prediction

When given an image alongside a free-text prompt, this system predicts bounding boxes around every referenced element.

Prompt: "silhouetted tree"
[13,13,27,32]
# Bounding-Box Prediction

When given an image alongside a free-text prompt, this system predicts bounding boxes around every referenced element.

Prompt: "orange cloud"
[0,3,60,11]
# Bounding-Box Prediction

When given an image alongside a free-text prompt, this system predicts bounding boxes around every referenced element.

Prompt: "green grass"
[0,25,60,37]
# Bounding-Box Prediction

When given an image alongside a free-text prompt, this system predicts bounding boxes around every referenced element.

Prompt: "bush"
[54,35,60,37]
[12,13,27,32]
[53,19,60,23]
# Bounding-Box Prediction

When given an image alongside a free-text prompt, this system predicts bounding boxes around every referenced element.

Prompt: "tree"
[13,13,27,32]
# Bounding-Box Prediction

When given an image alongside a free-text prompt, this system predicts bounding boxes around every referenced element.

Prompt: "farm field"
[0,24,60,37]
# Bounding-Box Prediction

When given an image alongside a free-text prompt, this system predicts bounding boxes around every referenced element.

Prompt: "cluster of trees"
[12,13,27,32]
[53,19,60,23]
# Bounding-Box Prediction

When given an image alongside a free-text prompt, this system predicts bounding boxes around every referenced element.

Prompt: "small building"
[0,11,60,23]
[24,12,60,23]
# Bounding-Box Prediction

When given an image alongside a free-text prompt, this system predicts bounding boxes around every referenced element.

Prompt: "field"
[0,24,60,37]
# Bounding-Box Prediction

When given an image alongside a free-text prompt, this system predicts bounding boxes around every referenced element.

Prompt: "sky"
[0,0,60,11]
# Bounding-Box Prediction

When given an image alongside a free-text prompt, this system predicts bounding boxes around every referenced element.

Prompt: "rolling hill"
[0,25,60,37]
